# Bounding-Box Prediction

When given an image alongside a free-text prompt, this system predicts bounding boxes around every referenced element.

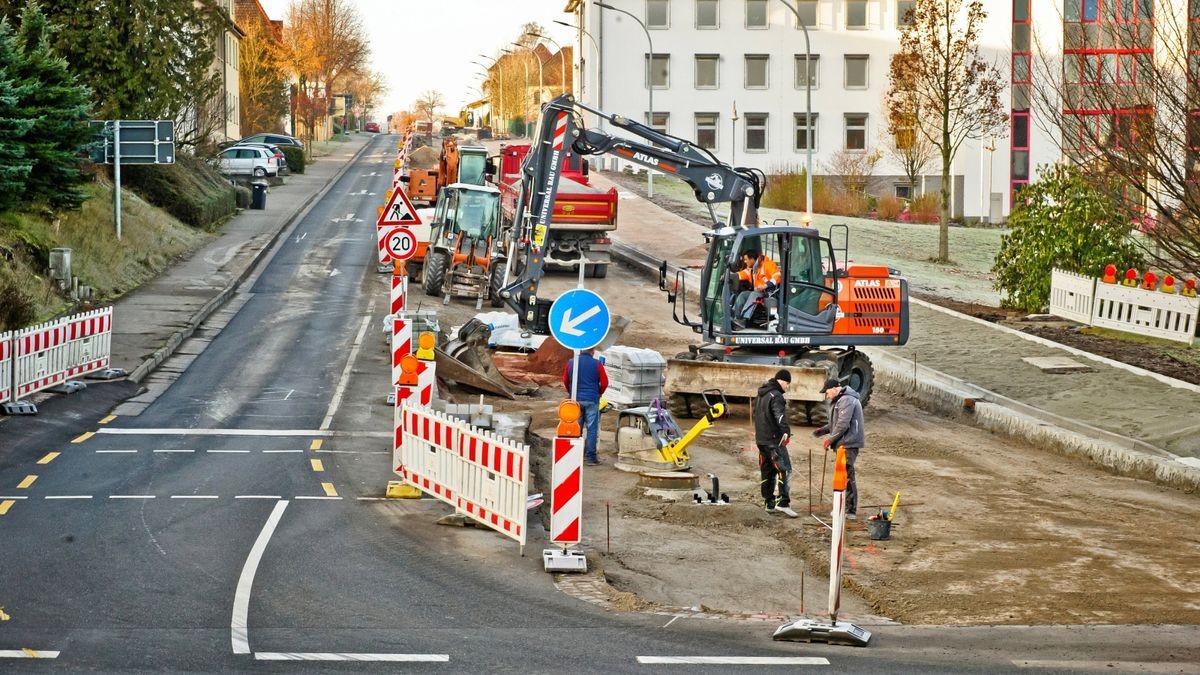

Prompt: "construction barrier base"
[49,380,87,395]
[85,367,127,381]
[543,548,588,573]
[385,481,423,499]
[2,400,37,415]
[772,619,871,647]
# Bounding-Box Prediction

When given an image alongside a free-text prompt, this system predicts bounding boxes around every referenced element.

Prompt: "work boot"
[776,505,799,518]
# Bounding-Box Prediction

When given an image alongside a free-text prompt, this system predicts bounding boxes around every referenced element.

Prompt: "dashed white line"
[95,428,391,438]
[44,496,92,500]
[171,495,219,500]
[295,496,343,500]
[356,497,387,501]
[232,500,289,654]
[262,449,303,454]
[254,653,448,662]
[109,495,156,500]
[235,495,282,500]
[1011,661,1200,672]
[637,657,831,665]
[0,496,29,500]
[153,449,195,454]
[96,450,137,454]
[208,450,251,454]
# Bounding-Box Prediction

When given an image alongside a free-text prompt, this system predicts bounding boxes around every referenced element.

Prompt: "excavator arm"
[496,93,766,332]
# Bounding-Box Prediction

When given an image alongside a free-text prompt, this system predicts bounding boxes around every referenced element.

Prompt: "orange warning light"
[832,447,848,492]
[557,400,582,438]
[1102,263,1117,284]
[399,354,419,385]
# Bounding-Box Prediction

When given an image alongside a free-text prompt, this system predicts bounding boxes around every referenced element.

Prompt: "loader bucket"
[436,320,537,399]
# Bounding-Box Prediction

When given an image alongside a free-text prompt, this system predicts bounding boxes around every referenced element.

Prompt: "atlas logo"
[632,152,658,165]
[854,279,882,287]
[705,173,724,191]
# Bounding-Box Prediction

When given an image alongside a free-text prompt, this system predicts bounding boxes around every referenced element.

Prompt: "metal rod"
[114,121,122,241]
[606,501,611,554]
[775,0,814,223]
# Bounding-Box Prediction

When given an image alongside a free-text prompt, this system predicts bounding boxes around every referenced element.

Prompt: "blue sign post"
[550,289,611,402]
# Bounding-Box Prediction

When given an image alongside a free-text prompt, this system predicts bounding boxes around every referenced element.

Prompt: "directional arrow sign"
[549,289,610,351]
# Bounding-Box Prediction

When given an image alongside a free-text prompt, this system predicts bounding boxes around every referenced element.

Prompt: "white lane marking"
[171,495,219,499]
[1011,661,1200,672]
[95,428,390,438]
[44,496,92,500]
[662,615,681,628]
[232,500,289,654]
[255,653,448,662]
[0,650,60,659]
[208,450,251,454]
[356,497,387,501]
[0,496,28,500]
[235,496,282,500]
[318,450,389,455]
[295,496,342,500]
[262,449,303,454]
[637,656,830,665]
[321,311,374,430]
[153,449,195,454]
[110,495,156,499]
[96,450,137,454]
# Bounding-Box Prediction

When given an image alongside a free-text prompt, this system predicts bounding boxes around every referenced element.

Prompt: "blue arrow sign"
[549,289,610,351]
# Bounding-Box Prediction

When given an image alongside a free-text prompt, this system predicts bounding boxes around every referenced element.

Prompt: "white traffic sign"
[378,226,417,262]
[549,289,610,351]
[377,186,423,227]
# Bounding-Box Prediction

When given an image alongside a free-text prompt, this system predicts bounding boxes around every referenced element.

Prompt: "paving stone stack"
[600,346,667,408]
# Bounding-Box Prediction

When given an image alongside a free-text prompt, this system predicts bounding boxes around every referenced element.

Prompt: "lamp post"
[473,57,504,135]
[984,136,996,224]
[501,48,532,137]
[731,100,738,166]
[554,20,600,101]
[595,1,655,198]
[776,0,815,224]
[509,43,544,136]
[528,32,568,98]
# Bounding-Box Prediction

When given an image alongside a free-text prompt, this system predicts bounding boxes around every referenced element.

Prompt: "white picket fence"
[1049,269,1199,344]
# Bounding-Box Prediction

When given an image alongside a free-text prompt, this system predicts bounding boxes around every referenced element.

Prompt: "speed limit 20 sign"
[378,226,417,262]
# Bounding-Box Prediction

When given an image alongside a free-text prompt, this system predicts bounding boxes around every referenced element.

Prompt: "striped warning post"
[551,112,569,151]
[550,436,583,545]
[417,359,435,406]
[0,331,11,404]
[391,274,407,316]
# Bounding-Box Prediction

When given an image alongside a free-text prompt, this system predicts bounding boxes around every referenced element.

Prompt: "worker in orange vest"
[733,249,782,329]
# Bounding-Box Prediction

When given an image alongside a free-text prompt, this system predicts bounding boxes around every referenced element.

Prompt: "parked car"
[233,142,288,174]
[364,122,380,133]
[239,133,305,150]
[214,146,278,177]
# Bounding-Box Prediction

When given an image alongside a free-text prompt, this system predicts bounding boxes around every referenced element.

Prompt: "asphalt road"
[1,135,1196,673]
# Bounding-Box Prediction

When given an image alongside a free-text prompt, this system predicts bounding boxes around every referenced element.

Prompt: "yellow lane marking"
[71,432,94,444]
[37,452,60,465]
[310,459,324,472]
[321,483,338,497]
[99,415,117,425]
[16,476,37,489]
[0,606,9,620]
[310,440,322,451]
[0,500,14,516]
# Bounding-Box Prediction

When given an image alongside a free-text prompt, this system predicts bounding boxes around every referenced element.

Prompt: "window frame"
[745,0,769,28]
[646,53,671,89]
[696,0,720,28]
[793,112,819,151]
[794,0,818,27]
[795,53,820,89]
[647,111,670,136]
[695,54,720,88]
[745,54,770,88]
[844,54,869,89]
[744,112,769,152]
[844,113,868,150]
[846,0,869,28]
[646,0,670,28]
[696,112,720,150]
[897,0,916,26]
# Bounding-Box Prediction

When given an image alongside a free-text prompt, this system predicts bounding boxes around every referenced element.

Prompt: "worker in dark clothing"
[813,377,865,520]
[563,348,609,465]
[753,369,798,518]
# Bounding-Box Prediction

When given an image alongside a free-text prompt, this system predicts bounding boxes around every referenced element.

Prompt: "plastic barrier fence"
[1049,269,1096,326]
[1092,283,1198,344]
[0,331,11,404]
[396,403,529,547]
[11,307,112,401]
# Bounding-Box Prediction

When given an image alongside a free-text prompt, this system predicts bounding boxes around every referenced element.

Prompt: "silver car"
[215,146,278,177]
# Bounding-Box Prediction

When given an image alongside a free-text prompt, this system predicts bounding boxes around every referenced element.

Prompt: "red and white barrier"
[417,356,435,406]
[12,307,112,400]
[0,331,12,404]
[1050,267,1199,344]
[550,436,583,545]
[395,403,530,548]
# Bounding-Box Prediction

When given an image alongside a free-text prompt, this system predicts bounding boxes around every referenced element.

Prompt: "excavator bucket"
[436,320,537,399]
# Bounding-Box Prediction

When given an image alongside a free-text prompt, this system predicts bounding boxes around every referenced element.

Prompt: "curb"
[607,242,1200,493]
[127,140,375,385]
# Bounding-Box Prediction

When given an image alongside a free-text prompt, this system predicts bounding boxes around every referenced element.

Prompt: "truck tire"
[488,259,506,308]
[843,351,874,409]
[422,251,447,297]
[805,401,829,427]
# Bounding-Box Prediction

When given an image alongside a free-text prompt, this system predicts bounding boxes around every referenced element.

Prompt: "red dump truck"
[493,143,617,277]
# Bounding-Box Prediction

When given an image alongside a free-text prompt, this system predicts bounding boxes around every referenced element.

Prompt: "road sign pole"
[568,261,585,401]
[114,121,122,241]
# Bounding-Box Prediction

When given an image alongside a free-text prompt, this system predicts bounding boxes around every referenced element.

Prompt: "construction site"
[386,96,1200,629]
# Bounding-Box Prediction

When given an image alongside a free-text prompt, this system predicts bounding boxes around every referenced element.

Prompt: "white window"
[647,53,670,88]
[746,0,769,28]
[696,0,719,28]
[696,112,719,150]
[846,0,868,28]
[844,54,868,88]
[745,54,769,88]
[795,0,818,27]
[745,112,768,151]
[897,0,916,25]
[695,55,719,88]
[647,0,670,28]
[794,112,818,150]
[647,111,670,136]
[795,54,819,88]
[845,113,867,150]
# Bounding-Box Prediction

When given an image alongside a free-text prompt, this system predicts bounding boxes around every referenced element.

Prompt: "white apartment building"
[569,0,1013,220]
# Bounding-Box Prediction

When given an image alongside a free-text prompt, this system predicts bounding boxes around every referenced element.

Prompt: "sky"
[257,0,577,119]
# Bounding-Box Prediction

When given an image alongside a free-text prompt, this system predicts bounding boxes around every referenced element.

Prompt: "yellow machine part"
[660,402,726,467]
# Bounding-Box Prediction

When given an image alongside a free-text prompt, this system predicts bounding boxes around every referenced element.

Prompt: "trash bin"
[250,182,268,210]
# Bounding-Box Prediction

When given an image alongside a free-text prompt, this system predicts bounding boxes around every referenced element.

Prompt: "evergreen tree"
[13,1,92,210]
[0,18,34,213]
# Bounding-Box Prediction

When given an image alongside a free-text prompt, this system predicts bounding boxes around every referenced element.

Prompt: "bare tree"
[343,69,387,123]
[882,87,937,199]
[279,0,369,145]
[238,19,289,135]
[825,148,883,195]
[1028,3,1200,278]
[889,0,1008,262]
[414,90,444,134]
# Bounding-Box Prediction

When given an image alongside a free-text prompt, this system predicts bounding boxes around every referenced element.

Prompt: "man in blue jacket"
[813,376,865,520]
[563,348,609,465]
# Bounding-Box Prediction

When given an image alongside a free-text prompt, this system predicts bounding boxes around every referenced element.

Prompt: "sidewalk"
[589,170,1200,487]
[113,135,372,383]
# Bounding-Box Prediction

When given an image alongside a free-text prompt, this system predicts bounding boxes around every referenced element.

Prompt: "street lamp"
[472,58,504,134]
[527,32,568,98]
[501,48,532,137]
[595,1,655,197]
[554,19,603,130]
[776,0,815,224]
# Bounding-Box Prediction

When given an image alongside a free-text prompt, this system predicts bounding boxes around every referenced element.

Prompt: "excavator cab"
[422,183,503,308]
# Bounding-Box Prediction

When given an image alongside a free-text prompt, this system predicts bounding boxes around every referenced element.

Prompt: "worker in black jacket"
[753,369,798,518]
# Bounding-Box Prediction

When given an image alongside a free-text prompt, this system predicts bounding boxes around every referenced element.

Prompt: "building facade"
[212,0,243,142]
